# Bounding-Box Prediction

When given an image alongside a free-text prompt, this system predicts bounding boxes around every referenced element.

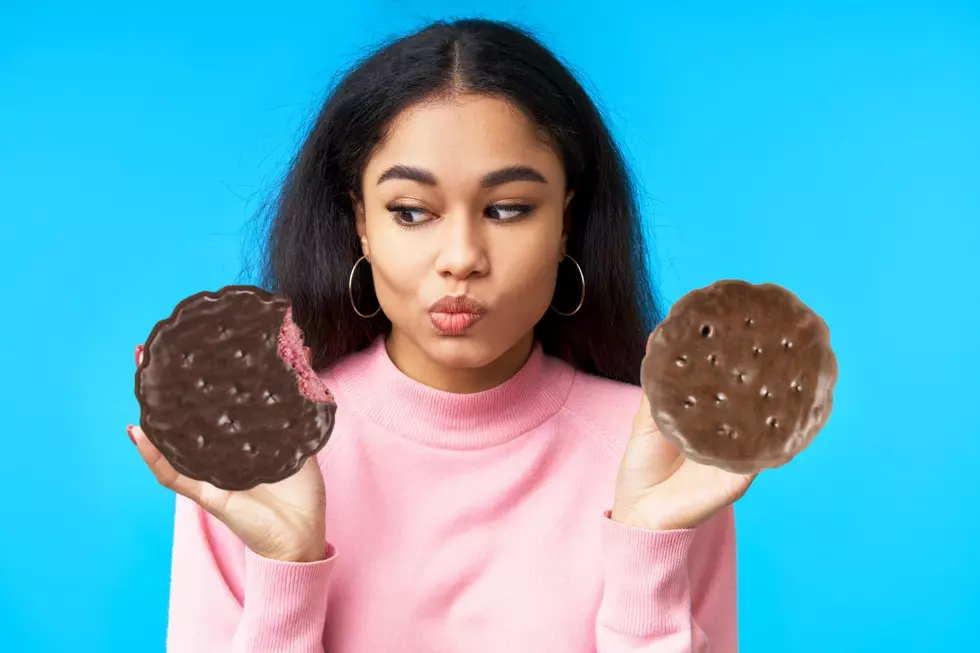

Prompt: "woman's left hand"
[610,345,758,531]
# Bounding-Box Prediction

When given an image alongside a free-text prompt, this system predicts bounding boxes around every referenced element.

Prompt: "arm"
[165,494,337,653]
[595,506,739,653]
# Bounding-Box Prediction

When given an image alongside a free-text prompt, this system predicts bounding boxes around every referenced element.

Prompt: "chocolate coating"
[641,280,837,474]
[135,285,336,491]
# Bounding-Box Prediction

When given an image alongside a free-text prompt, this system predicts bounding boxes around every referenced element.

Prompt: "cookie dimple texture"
[135,285,336,491]
[641,280,837,474]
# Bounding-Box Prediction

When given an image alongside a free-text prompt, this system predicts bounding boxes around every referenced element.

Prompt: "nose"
[434,212,490,280]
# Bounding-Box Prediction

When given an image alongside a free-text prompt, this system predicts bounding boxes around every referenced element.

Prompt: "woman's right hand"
[129,344,328,563]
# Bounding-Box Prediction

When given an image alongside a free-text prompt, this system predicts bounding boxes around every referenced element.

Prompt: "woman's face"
[354,93,573,370]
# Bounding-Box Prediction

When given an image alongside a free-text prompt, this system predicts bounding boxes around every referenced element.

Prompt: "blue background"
[2,1,977,651]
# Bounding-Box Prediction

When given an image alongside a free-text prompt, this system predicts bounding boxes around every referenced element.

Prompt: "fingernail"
[135,345,143,366]
[126,424,136,446]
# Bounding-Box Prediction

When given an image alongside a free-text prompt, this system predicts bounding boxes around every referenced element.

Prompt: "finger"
[632,330,677,450]
[631,388,655,433]
[631,382,665,440]
[631,330,658,434]
[130,425,206,502]
[725,468,758,502]
[676,460,758,502]
[628,394,681,483]
[740,471,760,495]
[135,344,143,367]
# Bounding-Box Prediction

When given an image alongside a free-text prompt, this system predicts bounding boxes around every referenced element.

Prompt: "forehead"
[367,94,562,180]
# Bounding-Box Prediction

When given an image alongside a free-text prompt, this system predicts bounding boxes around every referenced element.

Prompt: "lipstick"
[428,294,487,335]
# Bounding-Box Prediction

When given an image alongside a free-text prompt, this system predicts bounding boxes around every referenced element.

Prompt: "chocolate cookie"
[135,285,336,491]
[641,280,837,474]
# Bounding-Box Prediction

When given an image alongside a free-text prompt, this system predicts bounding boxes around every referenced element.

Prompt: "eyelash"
[385,203,535,229]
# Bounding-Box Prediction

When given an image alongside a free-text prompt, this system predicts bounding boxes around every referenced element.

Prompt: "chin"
[424,334,501,369]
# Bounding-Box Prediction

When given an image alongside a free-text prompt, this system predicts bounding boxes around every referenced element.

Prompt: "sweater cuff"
[235,541,338,651]
[597,510,697,637]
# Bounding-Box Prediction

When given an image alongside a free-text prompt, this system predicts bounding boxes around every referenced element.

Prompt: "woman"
[128,17,754,653]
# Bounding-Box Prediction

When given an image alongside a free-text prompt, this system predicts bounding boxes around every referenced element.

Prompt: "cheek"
[493,235,561,308]
[366,230,428,301]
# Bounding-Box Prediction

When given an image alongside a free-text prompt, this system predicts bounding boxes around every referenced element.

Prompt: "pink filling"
[276,306,335,405]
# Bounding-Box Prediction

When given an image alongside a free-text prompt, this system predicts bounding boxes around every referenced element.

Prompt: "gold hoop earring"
[348,255,381,318]
[550,254,585,317]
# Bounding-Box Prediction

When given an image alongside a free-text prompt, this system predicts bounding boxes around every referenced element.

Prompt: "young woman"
[128,17,754,653]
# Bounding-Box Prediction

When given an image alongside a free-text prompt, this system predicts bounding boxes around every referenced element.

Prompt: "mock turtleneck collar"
[326,335,576,450]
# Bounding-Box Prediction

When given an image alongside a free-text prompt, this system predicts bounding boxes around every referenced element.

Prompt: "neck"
[326,331,575,449]
[385,329,536,394]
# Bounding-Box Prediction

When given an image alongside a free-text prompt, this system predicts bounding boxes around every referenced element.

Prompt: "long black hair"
[242,18,664,386]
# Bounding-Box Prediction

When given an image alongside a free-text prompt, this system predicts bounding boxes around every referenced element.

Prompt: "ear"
[351,192,371,260]
[560,189,575,257]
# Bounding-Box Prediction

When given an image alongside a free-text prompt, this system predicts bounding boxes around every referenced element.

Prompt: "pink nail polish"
[126,424,136,446]
[135,345,143,366]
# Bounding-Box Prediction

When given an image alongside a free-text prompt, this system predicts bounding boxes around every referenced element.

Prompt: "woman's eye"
[387,203,533,226]
[387,205,431,225]
[486,204,533,221]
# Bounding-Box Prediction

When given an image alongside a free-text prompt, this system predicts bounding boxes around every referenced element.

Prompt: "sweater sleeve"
[595,505,739,653]
[164,494,337,653]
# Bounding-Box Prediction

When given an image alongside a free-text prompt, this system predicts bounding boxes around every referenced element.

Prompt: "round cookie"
[135,285,336,491]
[641,280,837,474]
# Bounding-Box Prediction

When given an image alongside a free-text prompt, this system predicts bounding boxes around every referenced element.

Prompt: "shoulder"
[560,368,643,461]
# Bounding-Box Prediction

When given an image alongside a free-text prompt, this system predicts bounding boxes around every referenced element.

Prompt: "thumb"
[631,331,665,442]
[130,425,209,506]
[629,388,677,459]
[618,384,682,490]
[630,388,659,440]
[623,331,679,466]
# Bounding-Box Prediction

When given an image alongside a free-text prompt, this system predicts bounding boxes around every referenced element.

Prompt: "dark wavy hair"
[241,18,664,386]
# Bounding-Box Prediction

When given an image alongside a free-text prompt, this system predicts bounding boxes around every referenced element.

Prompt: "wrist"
[261,545,326,563]
[253,533,327,563]
[282,550,326,563]
[279,522,328,562]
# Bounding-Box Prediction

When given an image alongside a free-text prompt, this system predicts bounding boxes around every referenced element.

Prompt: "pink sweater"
[164,335,739,652]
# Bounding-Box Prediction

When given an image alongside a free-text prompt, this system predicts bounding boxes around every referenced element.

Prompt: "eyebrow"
[376,164,548,188]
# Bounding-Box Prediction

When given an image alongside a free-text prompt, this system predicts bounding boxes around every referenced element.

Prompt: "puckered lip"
[428,294,487,314]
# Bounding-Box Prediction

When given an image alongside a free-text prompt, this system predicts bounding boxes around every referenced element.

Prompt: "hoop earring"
[348,255,381,318]
[550,254,585,317]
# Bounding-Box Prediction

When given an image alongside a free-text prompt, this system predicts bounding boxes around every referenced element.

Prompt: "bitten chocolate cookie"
[641,280,837,474]
[135,285,336,491]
